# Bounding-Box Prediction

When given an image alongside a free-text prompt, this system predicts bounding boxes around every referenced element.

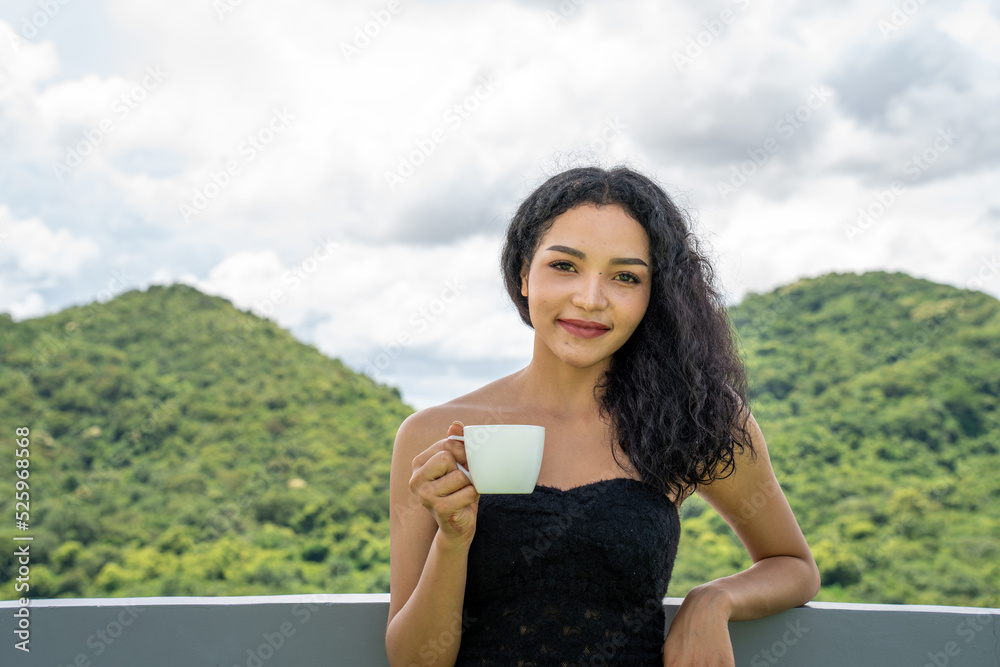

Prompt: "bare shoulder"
[392,405,453,462]
[695,409,778,514]
[736,408,769,463]
[393,374,521,455]
[673,406,766,508]
[396,405,452,439]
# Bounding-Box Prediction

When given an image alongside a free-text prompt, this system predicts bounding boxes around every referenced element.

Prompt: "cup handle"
[447,435,473,481]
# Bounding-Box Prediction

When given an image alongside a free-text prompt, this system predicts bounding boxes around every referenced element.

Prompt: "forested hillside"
[671,271,1000,607]
[0,284,410,597]
[1,272,997,606]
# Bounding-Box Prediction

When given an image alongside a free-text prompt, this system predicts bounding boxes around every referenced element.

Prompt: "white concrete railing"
[1,594,998,666]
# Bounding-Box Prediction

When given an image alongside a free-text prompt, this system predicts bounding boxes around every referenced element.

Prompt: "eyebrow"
[544,245,649,267]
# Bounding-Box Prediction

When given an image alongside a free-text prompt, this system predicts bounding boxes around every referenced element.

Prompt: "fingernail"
[452,420,464,426]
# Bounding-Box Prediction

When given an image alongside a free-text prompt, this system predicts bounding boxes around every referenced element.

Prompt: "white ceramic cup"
[448,424,545,494]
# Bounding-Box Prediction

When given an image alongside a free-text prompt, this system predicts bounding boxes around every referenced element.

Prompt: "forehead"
[538,204,650,260]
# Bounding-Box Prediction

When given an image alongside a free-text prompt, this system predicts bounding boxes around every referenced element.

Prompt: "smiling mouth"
[557,319,611,338]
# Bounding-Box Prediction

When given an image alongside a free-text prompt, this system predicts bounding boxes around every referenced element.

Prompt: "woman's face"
[521,203,652,370]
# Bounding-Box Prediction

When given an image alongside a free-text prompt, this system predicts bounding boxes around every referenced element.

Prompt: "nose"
[570,272,609,311]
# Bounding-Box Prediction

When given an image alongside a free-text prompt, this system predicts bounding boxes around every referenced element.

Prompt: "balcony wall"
[2,594,998,666]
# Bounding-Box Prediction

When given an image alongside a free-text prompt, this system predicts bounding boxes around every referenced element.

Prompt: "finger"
[425,466,475,499]
[443,420,468,465]
[410,450,462,496]
[443,440,469,468]
[410,437,449,471]
[432,481,479,514]
[409,420,464,470]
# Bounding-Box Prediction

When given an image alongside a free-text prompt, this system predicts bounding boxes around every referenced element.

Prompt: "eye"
[549,261,576,272]
[615,272,641,284]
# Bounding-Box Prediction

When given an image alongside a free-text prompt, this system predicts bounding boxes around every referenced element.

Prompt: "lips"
[558,319,611,339]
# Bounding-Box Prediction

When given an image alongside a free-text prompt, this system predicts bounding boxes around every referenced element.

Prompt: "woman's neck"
[511,354,610,422]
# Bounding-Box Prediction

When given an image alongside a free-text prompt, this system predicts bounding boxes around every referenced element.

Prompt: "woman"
[385,166,820,666]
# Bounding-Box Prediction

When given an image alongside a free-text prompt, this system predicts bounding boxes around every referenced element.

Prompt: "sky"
[1,0,998,411]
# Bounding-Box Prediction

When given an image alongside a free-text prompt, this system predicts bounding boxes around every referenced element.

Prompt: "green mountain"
[0,284,411,597]
[1,272,997,606]
[671,271,1000,606]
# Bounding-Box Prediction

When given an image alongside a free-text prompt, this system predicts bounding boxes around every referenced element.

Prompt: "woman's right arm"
[385,415,480,667]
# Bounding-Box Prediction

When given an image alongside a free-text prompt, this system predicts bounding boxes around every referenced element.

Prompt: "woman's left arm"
[662,411,821,666]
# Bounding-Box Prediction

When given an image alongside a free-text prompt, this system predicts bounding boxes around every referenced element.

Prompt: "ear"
[520,262,529,297]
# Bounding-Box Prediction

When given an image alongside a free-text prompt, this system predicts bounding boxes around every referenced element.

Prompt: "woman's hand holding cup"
[409,421,480,545]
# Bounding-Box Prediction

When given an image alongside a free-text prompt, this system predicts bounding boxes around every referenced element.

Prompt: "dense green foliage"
[671,271,1000,607]
[0,285,410,598]
[1,272,997,607]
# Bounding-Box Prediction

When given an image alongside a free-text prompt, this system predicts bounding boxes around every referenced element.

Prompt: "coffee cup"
[448,424,545,494]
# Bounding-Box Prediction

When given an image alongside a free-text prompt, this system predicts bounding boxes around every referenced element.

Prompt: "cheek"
[623,290,651,329]
[526,272,560,306]
[626,284,651,311]
[529,294,558,327]
[524,278,553,322]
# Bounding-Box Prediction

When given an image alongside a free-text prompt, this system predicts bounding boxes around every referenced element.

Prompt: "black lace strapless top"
[455,477,681,667]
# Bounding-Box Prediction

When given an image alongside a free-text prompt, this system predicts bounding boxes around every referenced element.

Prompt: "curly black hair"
[501,166,755,501]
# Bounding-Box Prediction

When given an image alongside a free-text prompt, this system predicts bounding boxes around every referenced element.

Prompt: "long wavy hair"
[501,166,755,501]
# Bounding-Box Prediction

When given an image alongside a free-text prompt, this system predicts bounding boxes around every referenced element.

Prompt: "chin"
[557,349,613,370]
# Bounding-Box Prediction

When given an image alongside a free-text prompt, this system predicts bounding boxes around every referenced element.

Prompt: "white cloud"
[192,233,530,365]
[4,291,46,320]
[183,231,537,408]
[1,0,999,407]
[0,205,100,280]
[0,205,101,320]
[939,0,1000,64]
